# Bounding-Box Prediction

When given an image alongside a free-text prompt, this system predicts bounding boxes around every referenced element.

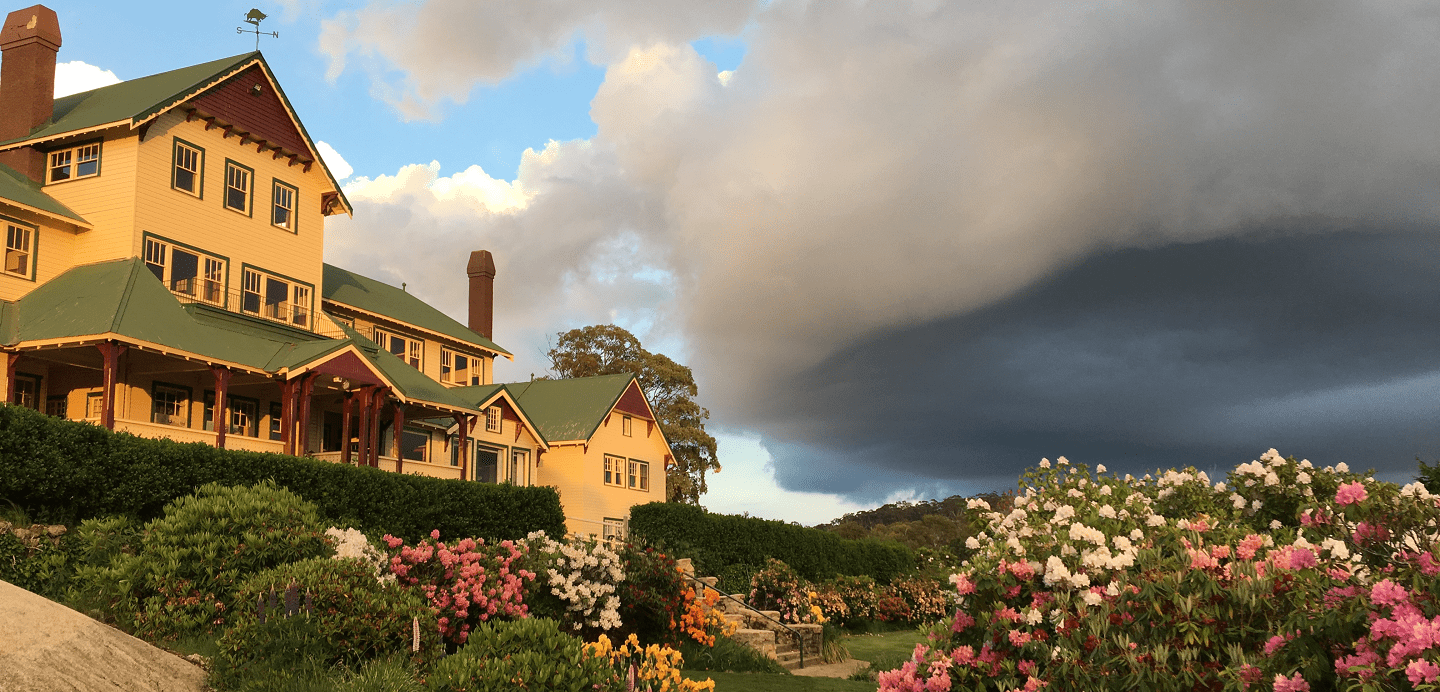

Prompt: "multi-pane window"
[12,374,39,410]
[172,140,203,196]
[143,237,225,305]
[229,396,258,437]
[151,384,189,427]
[629,460,650,491]
[511,450,528,486]
[85,392,104,419]
[269,402,283,441]
[374,329,421,369]
[604,455,625,487]
[224,161,252,214]
[48,142,100,183]
[46,396,66,418]
[622,415,633,437]
[485,405,501,433]
[440,349,478,385]
[602,518,626,542]
[272,180,297,231]
[5,223,33,278]
[242,267,312,327]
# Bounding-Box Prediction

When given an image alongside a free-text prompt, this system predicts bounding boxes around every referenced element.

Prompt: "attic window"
[485,405,502,433]
[48,142,100,183]
[622,415,633,437]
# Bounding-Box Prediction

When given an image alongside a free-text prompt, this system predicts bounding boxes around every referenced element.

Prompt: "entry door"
[475,447,499,484]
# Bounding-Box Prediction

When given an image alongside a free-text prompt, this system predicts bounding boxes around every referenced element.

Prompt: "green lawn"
[683,671,878,691]
[840,628,927,668]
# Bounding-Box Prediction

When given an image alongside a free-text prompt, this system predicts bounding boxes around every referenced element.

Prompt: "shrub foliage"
[628,502,913,586]
[0,404,566,541]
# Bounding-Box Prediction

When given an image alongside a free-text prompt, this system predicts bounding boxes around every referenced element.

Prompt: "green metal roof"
[322,263,511,357]
[470,374,637,444]
[0,52,352,216]
[0,53,257,146]
[0,162,88,223]
[0,259,476,413]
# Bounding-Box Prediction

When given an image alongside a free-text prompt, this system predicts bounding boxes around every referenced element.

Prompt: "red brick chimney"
[467,250,496,340]
[0,5,61,183]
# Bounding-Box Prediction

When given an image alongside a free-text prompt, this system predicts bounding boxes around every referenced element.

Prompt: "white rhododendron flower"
[1082,591,1103,606]
[1297,472,1311,485]
[1099,485,1113,496]
[1096,464,1107,473]
[1039,458,1051,469]
[1336,462,1350,473]
[1264,472,1280,487]
[1232,493,1247,509]
[968,498,992,510]
[1025,608,1044,625]
[1099,504,1117,519]
[966,536,981,550]
[1057,457,1069,465]
[1147,514,1167,527]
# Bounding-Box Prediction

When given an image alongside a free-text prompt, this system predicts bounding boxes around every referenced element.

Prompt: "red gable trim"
[613,380,652,419]
[189,65,310,160]
[305,350,384,387]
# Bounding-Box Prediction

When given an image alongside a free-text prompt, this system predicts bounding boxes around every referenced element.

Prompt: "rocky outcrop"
[0,579,207,692]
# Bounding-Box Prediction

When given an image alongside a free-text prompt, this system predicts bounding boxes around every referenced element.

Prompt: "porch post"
[356,387,373,467]
[393,402,405,474]
[280,378,297,455]
[369,388,388,468]
[297,373,317,455]
[454,412,469,482]
[340,390,354,464]
[209,366,231,449]
[96,342,127,430]
[5,352,18,404]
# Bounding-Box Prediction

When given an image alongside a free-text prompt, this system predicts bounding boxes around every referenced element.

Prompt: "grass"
[838,627,929,682]
[684,671,878,691]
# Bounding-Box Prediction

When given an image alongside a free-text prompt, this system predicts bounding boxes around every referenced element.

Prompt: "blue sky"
[36,1,1440,525]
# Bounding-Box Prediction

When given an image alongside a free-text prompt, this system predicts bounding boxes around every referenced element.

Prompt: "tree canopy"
[546,325,720,504]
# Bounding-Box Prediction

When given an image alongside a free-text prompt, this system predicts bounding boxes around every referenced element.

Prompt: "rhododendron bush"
[383,530,535,646]
[878,450,1440,692]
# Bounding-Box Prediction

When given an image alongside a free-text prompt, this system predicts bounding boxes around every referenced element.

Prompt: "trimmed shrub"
[215,557,440,683]
[0,404,566,541]
[425,618,613,691]
[77,481,330,638]
[629,502,913,585]
[677,633,789,675]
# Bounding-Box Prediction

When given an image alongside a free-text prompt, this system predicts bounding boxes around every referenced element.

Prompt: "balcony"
[165,278,348,339]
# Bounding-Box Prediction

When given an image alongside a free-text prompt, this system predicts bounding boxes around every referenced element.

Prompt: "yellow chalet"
[455,374,672,539]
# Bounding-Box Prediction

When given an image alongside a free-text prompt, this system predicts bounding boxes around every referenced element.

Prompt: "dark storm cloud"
[761,227,1440,502]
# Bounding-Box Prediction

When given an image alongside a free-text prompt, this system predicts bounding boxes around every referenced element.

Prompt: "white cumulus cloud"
[54,61,119,97]
[315,141,354,180]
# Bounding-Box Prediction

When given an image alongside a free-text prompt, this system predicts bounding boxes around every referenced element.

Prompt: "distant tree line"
[816,491,1016,555]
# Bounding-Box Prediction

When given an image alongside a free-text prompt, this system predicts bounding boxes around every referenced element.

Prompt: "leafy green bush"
[0,525,81,600]
[629,502,912,586]
[748,558,821,624]
[77,481,330,638]
[215,557,439,684]
[614,543,687,645]
[425,618,613,691]
[0,404,566,541]
[677,634,790,674]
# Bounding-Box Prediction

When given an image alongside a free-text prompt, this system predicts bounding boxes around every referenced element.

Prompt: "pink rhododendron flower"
[1237,534,1264,560]
[1421,552,1440,577]
[1336,481,1367,506]
[1408,660,1440,686]
[1023,676,1047,691]
[1008,629,1031,646]
[1264,634,1290,656]
[1353,522,1390,545]
[430,529,441,539]
[1272,672,1309,692]
[1287,548,1318,571]
[1371,579,1409,607]
[950,573,976,596]
[951,645,975,666]
[995,607,1022,623]
[951,610,975,632]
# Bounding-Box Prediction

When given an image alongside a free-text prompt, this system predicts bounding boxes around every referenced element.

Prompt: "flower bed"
[877,450,1440,691]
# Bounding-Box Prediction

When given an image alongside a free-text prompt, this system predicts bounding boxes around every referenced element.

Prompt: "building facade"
[0,5,667,537]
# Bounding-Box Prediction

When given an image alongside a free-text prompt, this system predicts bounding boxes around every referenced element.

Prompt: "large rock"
[0,579,208,692]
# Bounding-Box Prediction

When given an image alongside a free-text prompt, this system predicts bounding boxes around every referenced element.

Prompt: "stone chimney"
[0,5,61,183]
[466,250,496,340]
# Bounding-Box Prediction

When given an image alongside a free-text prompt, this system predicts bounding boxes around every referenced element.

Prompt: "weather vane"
[237,9,278,52]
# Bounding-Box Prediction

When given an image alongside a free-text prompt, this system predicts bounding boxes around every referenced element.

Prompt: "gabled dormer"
[0,19,350,333]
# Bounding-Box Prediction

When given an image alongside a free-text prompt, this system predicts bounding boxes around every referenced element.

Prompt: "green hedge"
[0,404,566,541]
[628,502,913,587]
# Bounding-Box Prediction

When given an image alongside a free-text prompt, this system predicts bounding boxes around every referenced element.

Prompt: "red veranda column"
[393,401,405,474]
[340,390,354,464]
[297,373,317,455]
[210,366,231,449]
[96,342,127,430]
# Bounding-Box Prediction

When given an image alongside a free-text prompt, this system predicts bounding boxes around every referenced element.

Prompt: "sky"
[30,1,1440,525]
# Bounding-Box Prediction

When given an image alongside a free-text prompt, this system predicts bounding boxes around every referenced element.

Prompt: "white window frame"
[374,328,422,369]
[602,517,627,542]
[485,405,502,433]
[604,454,626,488]
[143,237,225,305]
[272,179,297,231]
[242,267,313,328]
[47,142,100,184]
[631,459,650,491]
[84,392,104,420]
[151,384,189,427]
[441,348,475,385]
[622,414,633,437]
[224,161,252,214]
[5,222,34,279]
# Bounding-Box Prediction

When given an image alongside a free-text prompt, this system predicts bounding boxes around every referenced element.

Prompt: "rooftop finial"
[237,8,277,52]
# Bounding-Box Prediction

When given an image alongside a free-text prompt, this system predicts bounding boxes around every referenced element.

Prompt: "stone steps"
[673,557,821,670]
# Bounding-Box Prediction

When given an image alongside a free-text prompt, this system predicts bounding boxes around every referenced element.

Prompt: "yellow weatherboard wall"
[539,409,669,538]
